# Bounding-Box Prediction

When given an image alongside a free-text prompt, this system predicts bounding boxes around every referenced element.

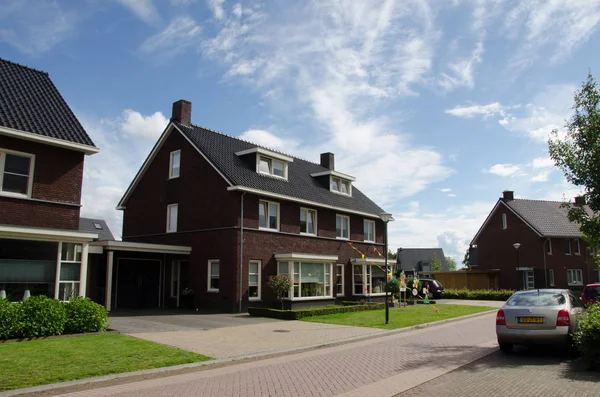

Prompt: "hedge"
[248,303,385,320]
[575,302,600,370]
[443,289,514,301]
[0,296,108,340]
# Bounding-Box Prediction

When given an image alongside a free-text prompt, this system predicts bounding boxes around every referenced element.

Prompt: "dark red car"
[581,283,600,306]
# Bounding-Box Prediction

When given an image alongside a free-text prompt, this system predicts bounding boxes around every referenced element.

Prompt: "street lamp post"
[513,243,521,290]
[380,212,394,324]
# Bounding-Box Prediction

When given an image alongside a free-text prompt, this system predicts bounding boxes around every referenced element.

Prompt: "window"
[565,239,571,255]
[93,222,103,230]
[336,264,344,297]
[353,264,386,295]
[336,214,350,239]
[169,150,181,179]
[258,156,286,179]
[364,220,375,242]
[249,260,261,300]
[277,261,333,299]
[331,177,351,195]
[0,149,34,197]
[259,200,279,230]
[567,269,583,286]
[167,204,178,233]
[171,261,180,298]
[300,208,317,235]
[549,269,555,286]
[502,213,507,230]
[574,239,581,255]
[208,260,219,292]
[546,239,552,255]
[594,269,600,283]
[58,243,82,301]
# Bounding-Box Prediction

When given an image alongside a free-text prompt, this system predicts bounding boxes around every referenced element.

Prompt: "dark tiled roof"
[396,248,447,272]
[0,58,96,147]
[504,199,593,237]
[175,123,385,216]
[79,218,115,241]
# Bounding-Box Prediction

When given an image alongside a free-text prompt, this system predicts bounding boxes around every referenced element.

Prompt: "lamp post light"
[380,212,395,325]
[513,243,521,290]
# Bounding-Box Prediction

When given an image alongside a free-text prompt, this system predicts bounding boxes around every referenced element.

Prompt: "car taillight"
[557,309,570,326]
[496,309,506,325]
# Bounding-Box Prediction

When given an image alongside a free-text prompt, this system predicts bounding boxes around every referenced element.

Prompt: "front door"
[116,259,160,309]
[523,271,535,290]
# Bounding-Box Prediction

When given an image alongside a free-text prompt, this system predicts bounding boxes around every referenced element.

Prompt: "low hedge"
[443,289,514,301]
[340,301,382,306]
[249,303,385,320]
[575,302,600,370]
[0,296,108,340]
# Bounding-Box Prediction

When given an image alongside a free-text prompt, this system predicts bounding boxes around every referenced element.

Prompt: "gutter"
[239,192,246,313]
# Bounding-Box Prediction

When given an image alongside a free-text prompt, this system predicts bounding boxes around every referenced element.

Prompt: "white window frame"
[256,154,288,180]
[259,200,280,231]
[574,239,581,255]
[502,213,507,230]
[565,239,572,255]
[567,269,583,286]
[330,176,352,196]
[277,261,333,300]
[170,260,180,298]
[300,208,317,235]
[207,260,220,292]
[546,239,552,255]
[548,269,555,287]
[249,260,261,301]
[336,264,345,297]
[336,214,350,240]
[58,243,83,301]
[364,220,375,243]
[352,264,387,296]
[0,148,35,198]
[166,204,178,233]
[169,150,181,179]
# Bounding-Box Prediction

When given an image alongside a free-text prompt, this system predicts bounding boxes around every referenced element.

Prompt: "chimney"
[503,190,514,201]
[575,196,586,206]
[172,100,192,126]
[320,152,335,170]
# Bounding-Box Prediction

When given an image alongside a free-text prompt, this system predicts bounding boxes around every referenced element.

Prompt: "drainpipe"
[542,238,549,288]
[239,192,246,313]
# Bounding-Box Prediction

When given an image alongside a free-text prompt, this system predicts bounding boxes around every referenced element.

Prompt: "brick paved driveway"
[52,313,499,397]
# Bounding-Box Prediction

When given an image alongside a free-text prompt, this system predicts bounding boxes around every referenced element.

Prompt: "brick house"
[470,190,598,291]
[117,100,393,312]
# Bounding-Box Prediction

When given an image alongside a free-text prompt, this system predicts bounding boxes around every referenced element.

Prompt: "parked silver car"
[496,289,585,353]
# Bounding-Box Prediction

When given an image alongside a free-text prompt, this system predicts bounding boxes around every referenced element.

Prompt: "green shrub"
[0,299,23,340]
[249,303,385,320]
[574,302,600,370]
[406,278,423,292]
[64,297,108,334]
[443,289,514,301]
[340,301,381,306]
[19,295,67,338]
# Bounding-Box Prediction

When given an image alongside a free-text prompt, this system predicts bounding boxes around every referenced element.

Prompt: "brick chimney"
[320,152,335,170]
[502,190,514,201]
[172,100,192,126]
[575,196,586,206]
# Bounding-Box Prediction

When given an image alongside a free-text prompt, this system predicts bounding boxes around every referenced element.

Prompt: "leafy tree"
[445,256,457,271]
[267,274,292,310]
[549,72,600,267]
[463,249,472,270]
[387,249,397,260]
[430,253,441,272]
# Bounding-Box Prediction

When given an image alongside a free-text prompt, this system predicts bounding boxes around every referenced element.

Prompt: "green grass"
[301,304,494,330]
[0,333,211,391]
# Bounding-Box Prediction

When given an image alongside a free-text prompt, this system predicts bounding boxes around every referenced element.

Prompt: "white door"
[524,271,535,290]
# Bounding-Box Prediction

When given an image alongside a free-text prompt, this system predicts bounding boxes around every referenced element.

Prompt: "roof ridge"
[510,198,582,205]
[0,57,49,76]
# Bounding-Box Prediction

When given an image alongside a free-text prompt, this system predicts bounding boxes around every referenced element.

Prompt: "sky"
[2,0,600,266]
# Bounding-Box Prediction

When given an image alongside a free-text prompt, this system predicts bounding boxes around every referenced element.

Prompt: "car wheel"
[499,343,513,354]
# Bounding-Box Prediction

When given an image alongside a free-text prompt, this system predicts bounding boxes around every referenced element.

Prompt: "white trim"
[364,219,375,243]
[248,260,261,301]
[310,169,356,181]
[226,185,382,218]
[235,147,294,163]
[516,267,534,271]
[336,214,350,240]
[567,269,583,286]
[330,176,352,197]
[259,199,280,231]
[275,253,339,261]
[54,242,62,299]
[574,239,581,255]
[208,259,220,292]
[90,240,192,255]
[565,238,572,255]
[105,251,114,311]
[546,238,553,255]
[79,243,89,297]
[352,257,386,265]
[167,203,178,233]
[336,264,345,297]
[89,245,103,254]
[470,200,543,245]
[256,154,289,181]
[169,150,181,179]
[300,207,317,235]
[0,147,35,198]
[352,262,387,296]
[0,126,99,155]
[0,225,97,242]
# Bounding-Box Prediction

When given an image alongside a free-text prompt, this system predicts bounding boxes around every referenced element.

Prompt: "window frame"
[277,261,333,300]
[548,269,555,287]
[248,260,261,301]
[169,150,181,179]
[565,239,572,255]
[166,204,178,233]
[330,176,352,196]
[363,219,376,243]
[207,259,220,292]
[546,239,552,255]
[567,269,583,286]
[336,264,345,297]
[170,260,180,298]
[58,243,82,301]
[299,207,317,235]
[502,213,507,230]
[257,154,288,180]
[336,214,350,240]
[0,148,35,198]
[574,239,581,255]
[352,264,387,296]
[259,200,280,231]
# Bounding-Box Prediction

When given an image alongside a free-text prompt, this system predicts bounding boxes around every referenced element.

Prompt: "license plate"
[517,316,544,324]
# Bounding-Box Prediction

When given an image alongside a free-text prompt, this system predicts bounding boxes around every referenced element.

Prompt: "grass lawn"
[302,304,495,330]
[0,333,211,391]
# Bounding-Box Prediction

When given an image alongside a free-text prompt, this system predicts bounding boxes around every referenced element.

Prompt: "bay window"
[336,264,344,297]
[249,260,261,300]
[59,243,82,301]
[353,264,387,295]
[278,261,333,299]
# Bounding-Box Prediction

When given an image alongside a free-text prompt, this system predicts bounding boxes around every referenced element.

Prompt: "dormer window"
[331,177,350,195]
[259,156,286,178]
[235,147,293,181]
[311,169,355,196]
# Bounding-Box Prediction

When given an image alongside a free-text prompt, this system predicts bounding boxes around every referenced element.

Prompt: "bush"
[64,297,108,334]
[443,289,514,301]
[19,295,67,338]
[0,299,23,340]
[575,302,600,370]
[249,303,385,320]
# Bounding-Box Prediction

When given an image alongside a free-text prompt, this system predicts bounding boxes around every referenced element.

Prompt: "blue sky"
[2,0,600,264]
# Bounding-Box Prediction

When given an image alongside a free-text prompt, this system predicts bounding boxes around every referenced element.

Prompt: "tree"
[463,249,472,270]
[445,256,457,271]
[267,274,292,310]
[548,72,600,267]
[430,254,441,272]
[387,249,397,260]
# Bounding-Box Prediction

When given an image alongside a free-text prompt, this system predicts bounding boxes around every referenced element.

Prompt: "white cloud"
[116,0,161,25]
[232,3,243,18]
[488,164,520,176]
[207,0,226,20]
[238,129,299,152]
[531,172,549,182]
[438,40,484,91]
[170,0,197,5]
[440,188,452,193]
[530,157,554,169]
[445,102,506,118]
[139,16,202,61]
[447,193,457,197]
[120,109,169,140]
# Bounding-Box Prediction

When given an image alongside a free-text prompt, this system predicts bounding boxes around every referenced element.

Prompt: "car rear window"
[585,286,600,299]
[432,280,443,288]
[506,291,566,307]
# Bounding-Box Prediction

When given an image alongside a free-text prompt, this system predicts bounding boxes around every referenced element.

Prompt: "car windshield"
[432,280,443,288]
[506,291,566,307]
[585,286,600,299]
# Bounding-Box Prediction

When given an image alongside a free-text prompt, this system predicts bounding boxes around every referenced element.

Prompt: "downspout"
[239,192,246,313]
[542,238,548,288]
